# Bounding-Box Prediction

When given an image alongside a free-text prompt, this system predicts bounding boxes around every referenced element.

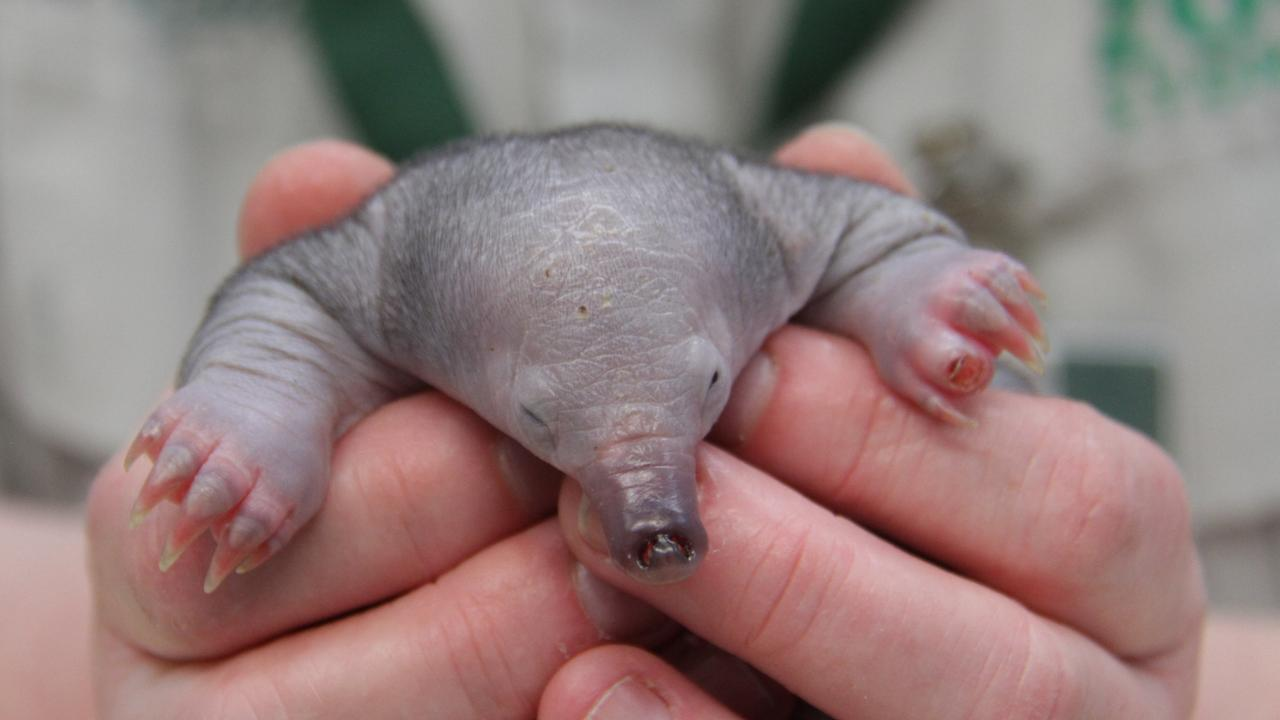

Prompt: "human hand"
[537,126,1206,719]
[86,141,674,718]
[87,126,1205,720]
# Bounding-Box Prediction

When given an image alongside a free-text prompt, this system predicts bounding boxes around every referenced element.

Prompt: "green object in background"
[1099,0,1280,129]
[760,0,915,141]
[304,0,911,154]
[1063,357,1163,443]
[302,0,472,161]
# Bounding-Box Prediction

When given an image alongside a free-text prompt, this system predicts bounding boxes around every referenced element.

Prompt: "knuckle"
[967,617,1081,720]
[205,673,291,720]
[957,287,1012,334]
[964,249,1008,277]
[823,390,911,506]
[1038,402,1145,582]
[1007,626,1083,720]
[342,435,438,573]
[1033,399,1192,593]
[340,395,498,578]
[1062,473,1141,581]
[431,593,526,717]
[1136,442,1192,543]
[122,592,232,659]
[727,520,851,659]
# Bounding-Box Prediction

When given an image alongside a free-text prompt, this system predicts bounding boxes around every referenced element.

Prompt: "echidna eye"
[521,404,548,429]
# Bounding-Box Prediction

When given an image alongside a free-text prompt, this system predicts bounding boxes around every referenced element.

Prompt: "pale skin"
[36,125,1223,718]
[121,124,1049,591]
[7,509,1273,718]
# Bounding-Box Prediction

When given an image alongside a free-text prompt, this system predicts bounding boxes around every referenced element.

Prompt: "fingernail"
[587,676,672,720]
[123,445,144,473]
[128,499,152,529]
[235,541,275,575]
[1035,330,1051,354]
[183,470,234,521]
[802,121,879,147]
[158,532,197,572]
[149,445,197,489]
[203,565,230,594]
[225,516,267,551]
[1019,271,1048,302]
[1025,344,1046,376]
[495,436,562,516]
[572,563,671,642]
[577,492,608,554]
[713,351,776,447]
[203,554,244,594]
[124,416,163,471]
[234,555,264,575]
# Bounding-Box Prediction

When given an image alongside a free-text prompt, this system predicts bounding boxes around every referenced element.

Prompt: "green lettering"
[1168,0,1261,104]
[1100,0,1177,127]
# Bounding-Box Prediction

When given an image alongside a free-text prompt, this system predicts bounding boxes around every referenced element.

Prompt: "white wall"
[0,1,347,454]
[832,0,1280,521]
[3,0,1277,524]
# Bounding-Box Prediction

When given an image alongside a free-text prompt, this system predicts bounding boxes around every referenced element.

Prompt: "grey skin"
[128,124,1046,590]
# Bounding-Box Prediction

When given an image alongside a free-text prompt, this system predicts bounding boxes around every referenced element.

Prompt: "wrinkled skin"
[126,124,1045,589]
[83,129,1204,720]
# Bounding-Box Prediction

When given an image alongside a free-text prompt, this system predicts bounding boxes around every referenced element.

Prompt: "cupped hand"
[539,127,1205,719]
[87,141,672,718]
[87,127,1205,720]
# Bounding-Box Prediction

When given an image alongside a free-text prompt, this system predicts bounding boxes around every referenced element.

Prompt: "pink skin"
[84,129,1203,718]
[537,645,750,719]
[818,243,1048,427]
[553,387,1201,718]
[124,381,330,589]
[126,381,332,591]
[121,134,1051,591]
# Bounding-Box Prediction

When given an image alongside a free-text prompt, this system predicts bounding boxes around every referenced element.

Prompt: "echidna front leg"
[802,235,1046,425]
[127,269,408,592]
[724,157,1046,425]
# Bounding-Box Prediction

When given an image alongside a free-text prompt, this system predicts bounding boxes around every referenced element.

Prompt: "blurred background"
[0,0,1277,611]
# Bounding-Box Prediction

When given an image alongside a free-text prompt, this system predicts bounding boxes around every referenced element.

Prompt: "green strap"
[303,1,909,154]
[759,0,915,142]
[302,0,472,160]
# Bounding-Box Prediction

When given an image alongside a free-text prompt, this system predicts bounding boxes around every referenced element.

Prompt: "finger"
[236,139,395,260]
[539,645,748,720]
[89,393,564,659]
[711,326,1203,662]
[772,123,918,197]
[560,446,1188,718]
[0,507,94,719]
[657,633,795,719]
[96,522,673,720]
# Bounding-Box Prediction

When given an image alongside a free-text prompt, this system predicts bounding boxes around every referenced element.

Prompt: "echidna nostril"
[635,532,695,570]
